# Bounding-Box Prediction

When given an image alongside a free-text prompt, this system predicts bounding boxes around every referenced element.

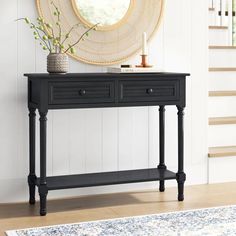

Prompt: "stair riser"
[209,97,236,117]
[209,50,236,67]
[209,157,236,183]
[208,11,216,26]
[209,30,229,46]
[209,73,236,90]
[208,14,225,27]
[208,125,236,147]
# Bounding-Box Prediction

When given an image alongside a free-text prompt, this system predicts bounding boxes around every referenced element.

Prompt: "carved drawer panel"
[49,81,115,105]
[119,80,180,103]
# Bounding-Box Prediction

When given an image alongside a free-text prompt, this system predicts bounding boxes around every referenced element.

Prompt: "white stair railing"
[227,0,233,45]
[209,0,234,45]
[233,0,236,45]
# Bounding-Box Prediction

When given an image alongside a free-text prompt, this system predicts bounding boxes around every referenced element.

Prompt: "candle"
[142,32,148,55]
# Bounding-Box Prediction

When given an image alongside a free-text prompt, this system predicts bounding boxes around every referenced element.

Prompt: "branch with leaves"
[65,23,99,54]
[16,1,98,54]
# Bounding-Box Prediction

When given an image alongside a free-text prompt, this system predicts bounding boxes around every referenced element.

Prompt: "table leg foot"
[39,184,48,216]
[39,194,47,216]
[178,190,184,201]
[178,182,184,201]
[158,164,166,193]
[29,191,36,205]
[28,174,36,205]
[176,172,186,202]
[159,180,165,192]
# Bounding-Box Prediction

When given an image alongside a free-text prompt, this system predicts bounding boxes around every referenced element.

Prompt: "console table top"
[24,72,190,79]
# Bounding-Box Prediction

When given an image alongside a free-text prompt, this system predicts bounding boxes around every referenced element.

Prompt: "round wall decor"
[36,0,164,65]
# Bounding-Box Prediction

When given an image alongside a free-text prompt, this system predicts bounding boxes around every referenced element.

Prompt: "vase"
[47,53,69,74]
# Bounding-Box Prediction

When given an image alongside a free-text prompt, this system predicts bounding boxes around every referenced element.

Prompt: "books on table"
[107,67,164,73]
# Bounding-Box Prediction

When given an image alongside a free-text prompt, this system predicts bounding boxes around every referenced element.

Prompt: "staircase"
[208,0,236,183]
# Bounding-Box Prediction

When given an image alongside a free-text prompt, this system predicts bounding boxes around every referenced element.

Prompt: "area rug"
[6,205,236,236]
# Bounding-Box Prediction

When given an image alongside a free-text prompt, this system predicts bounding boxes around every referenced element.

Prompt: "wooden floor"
[1,182,236,235]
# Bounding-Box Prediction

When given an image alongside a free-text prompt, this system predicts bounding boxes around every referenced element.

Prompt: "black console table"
[24,72,189,216]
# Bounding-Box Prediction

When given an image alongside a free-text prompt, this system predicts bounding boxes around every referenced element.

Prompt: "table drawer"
[119,80,180,103]
[49,81,115,105]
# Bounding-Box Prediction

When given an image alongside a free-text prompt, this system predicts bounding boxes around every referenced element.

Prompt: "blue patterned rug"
[6,205,236,236]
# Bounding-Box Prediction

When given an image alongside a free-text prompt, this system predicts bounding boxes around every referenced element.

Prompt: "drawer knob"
[147,88,154,94]
[79,89,86,96]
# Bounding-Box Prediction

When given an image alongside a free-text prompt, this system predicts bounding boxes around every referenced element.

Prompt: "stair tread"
[209,46,236,49]
[209,25,228,29]
[209,67,236,72]
[209,116,236,125]
[209,146,236,158]
[209,90,236,96]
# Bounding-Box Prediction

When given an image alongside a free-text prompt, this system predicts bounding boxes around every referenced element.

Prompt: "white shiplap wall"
[0,0,208,203]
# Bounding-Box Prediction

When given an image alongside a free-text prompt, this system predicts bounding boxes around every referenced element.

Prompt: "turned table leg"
[28,108,36,205]
[176,106,186,201]
[39,111,48,216]
[158,106,167,192]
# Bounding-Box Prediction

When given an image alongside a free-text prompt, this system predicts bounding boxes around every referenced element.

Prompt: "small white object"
[142,32,148,55]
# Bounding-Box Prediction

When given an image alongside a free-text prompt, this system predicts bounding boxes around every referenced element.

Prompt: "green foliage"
[24,17,30,24]
[70,47,76,54]
[17,1,98,54]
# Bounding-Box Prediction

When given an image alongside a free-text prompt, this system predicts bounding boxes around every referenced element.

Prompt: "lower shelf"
[36,168,176,191]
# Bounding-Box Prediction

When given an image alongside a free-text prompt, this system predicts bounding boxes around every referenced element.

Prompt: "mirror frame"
[36,0,165,65]
[71,0,135,31]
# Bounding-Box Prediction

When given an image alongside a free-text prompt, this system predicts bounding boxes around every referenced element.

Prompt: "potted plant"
[17,1,97,74]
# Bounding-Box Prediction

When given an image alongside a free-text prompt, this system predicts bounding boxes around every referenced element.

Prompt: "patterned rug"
[6,205,236,236]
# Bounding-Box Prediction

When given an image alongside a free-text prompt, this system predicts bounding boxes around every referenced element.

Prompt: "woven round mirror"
[36,0,164,65]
